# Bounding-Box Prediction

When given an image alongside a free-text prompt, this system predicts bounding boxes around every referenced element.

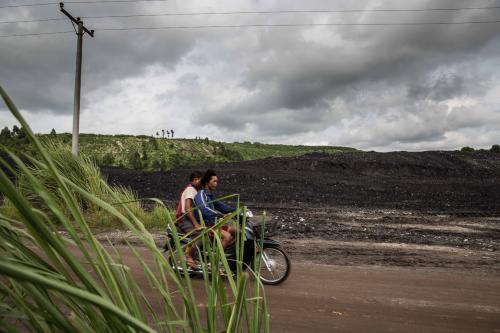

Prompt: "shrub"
[148,136,159,150]
[0,126,11,140]
[159,158,168,171]
[461,146,475,152]
[220,147,244,161]
[490,144,500,153]
[101,152,115,165]
[150,158,161,170]
[128,150,142,169]
[169,152,186,169]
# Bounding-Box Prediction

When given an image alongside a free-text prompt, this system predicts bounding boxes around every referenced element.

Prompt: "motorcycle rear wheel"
[259,246,291,285]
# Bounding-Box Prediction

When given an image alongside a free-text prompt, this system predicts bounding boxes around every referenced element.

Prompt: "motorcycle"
[164,210,291,285]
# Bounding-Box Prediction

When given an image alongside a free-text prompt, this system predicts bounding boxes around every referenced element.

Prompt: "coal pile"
[102,150,500,214]
[102,151,500,271]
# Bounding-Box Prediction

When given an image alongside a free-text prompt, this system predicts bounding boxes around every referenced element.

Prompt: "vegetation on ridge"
[1,126,357,171]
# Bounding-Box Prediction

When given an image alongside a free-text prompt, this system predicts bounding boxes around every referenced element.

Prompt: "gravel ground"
[101,151,500,273]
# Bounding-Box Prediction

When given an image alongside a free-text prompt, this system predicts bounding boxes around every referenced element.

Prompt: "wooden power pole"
[60,2,94,156]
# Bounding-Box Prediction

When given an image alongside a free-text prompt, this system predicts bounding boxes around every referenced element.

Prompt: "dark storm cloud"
[0,3,197,113]
[193,1,500,140]
[0,36,76,112]
[407,73,490,102]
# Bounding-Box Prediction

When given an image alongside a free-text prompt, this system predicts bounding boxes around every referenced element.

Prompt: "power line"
[2,19,500,37]
[0,0,169,9]
[3,5,500,23]
[89,5,500,15]
[0,18,64,24]
[96,20,500,30]
[0,30,74,37]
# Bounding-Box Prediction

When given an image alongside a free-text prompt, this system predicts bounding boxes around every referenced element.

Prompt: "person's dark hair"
[189,170,203,181]
[201,169,217,186]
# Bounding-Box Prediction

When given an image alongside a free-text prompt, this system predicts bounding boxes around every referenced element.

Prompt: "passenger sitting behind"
[175,170,203,269]
[194,169,235,249]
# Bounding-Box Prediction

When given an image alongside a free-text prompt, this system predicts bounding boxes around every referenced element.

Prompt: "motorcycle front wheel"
[259,246,291,285]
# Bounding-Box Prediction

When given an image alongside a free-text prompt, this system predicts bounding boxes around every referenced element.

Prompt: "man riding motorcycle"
[194,169,235,249]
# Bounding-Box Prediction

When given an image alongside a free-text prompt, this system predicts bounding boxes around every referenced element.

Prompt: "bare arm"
[185,198,201,229]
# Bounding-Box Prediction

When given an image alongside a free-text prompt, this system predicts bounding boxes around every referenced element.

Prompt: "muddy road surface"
[266,263,500,333]
[102,246,500,333]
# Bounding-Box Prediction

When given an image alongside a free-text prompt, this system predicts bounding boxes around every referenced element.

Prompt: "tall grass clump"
[2,136,174,228]
[0,86,269,332]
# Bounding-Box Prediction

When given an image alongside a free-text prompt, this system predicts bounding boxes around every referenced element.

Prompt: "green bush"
[148,136,159,150]
[101,152,115,165]
[220,147,244,161]
[461,146,475,152]
[0,126,11,140]
[128,150,142,169]
[490,144,500,153]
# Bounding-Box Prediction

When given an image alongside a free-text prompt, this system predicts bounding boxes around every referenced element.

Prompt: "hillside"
[0,131,357,171]
[223,141,356,160]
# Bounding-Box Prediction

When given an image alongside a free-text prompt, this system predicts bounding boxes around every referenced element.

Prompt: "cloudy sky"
[1,0,500,151]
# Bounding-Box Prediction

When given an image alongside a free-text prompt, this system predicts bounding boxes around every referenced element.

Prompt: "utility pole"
[60,2,94,156]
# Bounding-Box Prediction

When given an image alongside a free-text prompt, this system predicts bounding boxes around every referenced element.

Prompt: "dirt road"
[265,263,500,333]
[112,246,500,333]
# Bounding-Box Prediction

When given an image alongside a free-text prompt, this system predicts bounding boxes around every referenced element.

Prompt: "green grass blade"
[0,261,155,333]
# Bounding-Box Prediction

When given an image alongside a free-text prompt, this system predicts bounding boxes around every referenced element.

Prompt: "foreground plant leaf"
[0,85,269,332]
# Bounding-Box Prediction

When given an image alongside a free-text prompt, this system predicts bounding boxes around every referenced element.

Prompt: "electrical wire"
[0,18,64,24]
[0,30,74,37]
[96,20,500,31]
[2,5,500,23]
[0,4,500,24]
[2,19,500,37]
[88,5,500,15]
[0,0,169,9]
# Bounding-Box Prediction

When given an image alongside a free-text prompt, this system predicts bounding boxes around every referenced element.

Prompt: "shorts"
[177,216,197,234]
